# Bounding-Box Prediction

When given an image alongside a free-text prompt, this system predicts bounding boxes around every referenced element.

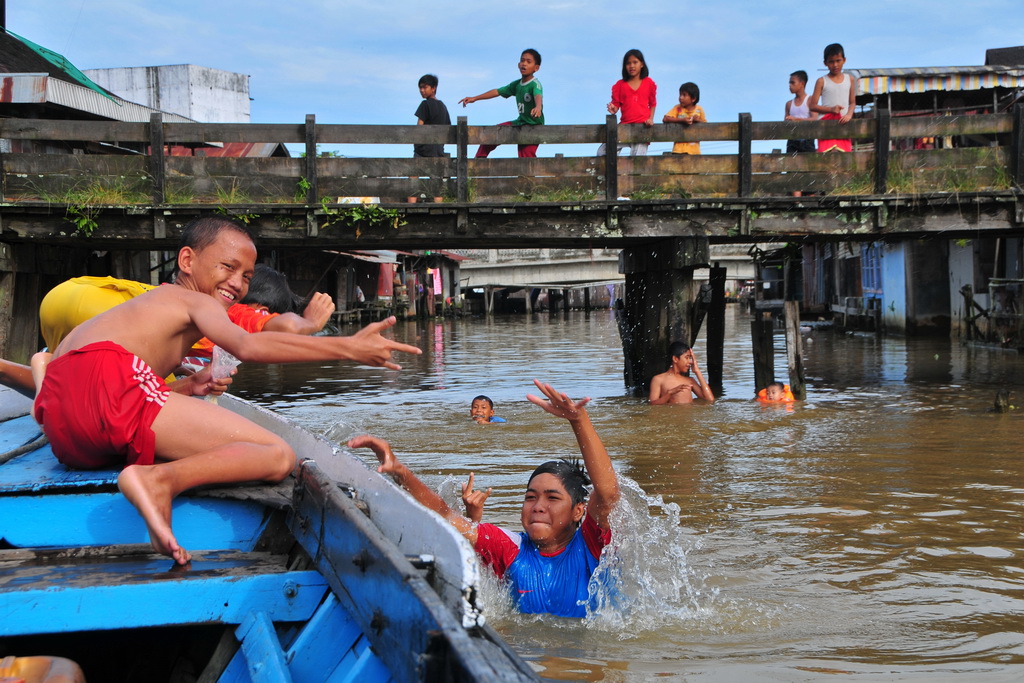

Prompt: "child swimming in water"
[470,395,507,423]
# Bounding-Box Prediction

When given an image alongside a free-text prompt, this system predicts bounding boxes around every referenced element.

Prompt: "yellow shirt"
[666,104,705,155]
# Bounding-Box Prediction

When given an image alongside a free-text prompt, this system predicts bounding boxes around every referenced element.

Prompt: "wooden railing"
[1,107,1021,205]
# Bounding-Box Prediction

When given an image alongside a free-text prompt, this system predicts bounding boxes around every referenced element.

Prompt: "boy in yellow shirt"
[662,82,705,155]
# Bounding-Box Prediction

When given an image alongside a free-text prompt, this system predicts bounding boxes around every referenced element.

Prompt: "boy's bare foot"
[118,465,191,565]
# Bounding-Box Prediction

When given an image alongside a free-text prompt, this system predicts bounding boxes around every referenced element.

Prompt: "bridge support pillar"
[616,237,710,395]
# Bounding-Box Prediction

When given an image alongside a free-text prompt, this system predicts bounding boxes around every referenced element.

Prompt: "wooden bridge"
[1,109,1022,394]
[1,109,1022,250]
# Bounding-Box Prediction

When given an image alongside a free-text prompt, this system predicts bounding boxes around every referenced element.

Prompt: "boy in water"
[460,49,543,158]
[470,394,507,423]
[648,341,715,404]
[31,216,421,565]
[351,380,620,618]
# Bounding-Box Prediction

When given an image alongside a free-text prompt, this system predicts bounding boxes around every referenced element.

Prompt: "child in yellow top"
[662,82,705,155]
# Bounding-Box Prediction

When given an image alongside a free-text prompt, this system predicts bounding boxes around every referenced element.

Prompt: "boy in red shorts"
[32,216,421,565]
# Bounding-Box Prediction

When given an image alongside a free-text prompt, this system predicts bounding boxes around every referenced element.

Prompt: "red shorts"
[34,341,171,469]
[817,113,853,153]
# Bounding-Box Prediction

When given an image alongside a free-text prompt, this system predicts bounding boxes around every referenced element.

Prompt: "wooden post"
[563,288,570,318]
[750,312,774,394]
[304,114,318,203]
[604,114,618,201]
[1012,103,1024,190]
[485,286,493,316]
[148,113,165,205]
[525,287,532,315]
[457,116,469,203]
[706,265,727,392]
[783,300,806,400]
[874,107,891,194]
[616,237,709,395]
[583,287,591,312]
[0,269,12,359]
[738,113,752,198]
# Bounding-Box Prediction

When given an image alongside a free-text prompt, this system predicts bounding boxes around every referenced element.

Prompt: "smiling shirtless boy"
[32,216,421,565]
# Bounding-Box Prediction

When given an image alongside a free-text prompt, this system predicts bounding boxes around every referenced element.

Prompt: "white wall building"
[84,64,250,123]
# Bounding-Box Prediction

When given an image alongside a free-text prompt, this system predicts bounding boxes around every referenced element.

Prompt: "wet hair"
[679,82,700,104]
[790,70,808,85]
[529,458,591,507]
[621,49,649,81]
[522,48,541,66]
[173,216,254,279]
[767,381,786,391]
[471,395,494,408]
[418,74,438,89]
[668,341,691,360]
[824,43,845,61]
[240,264,301,314]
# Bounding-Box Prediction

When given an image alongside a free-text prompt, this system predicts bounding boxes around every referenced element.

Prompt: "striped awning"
[850,66,1024,96]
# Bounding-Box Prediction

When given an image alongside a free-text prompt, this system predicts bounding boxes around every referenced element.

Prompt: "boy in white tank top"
[785,70,817,154]
[808,43,857,152]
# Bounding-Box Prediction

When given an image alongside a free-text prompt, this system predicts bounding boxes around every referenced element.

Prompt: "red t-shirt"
[190,304,279,358]
[474,515,611,578]
[611,78,657,125]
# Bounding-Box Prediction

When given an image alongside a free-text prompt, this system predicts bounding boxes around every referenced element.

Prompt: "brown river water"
[230,307,1024,681]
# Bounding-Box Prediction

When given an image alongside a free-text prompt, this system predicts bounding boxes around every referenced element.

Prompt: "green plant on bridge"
[520,184,598,203]
[213,205,261,225]
[214,179,253,205]
[65,203,100,236]
[39,176,149,235]
[294,176,312,203]
[318,197,406,238]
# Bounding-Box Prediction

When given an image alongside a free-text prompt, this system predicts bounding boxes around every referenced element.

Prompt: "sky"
[8,1,1024,156]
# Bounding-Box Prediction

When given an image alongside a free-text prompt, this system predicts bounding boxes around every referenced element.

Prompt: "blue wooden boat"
[0,387,536,682]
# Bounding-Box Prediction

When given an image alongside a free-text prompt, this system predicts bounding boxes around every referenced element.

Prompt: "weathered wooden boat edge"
[0,387,538,682]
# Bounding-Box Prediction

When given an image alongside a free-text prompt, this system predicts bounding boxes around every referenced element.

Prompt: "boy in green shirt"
[460,49,543,158]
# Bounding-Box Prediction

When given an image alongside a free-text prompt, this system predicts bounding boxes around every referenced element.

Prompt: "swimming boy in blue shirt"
[471,395,506,423]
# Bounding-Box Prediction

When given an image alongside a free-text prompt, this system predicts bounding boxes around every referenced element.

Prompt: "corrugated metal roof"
[850,66,1024,95]
[0,73,192,122]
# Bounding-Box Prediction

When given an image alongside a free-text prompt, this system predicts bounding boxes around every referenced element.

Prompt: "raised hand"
[461,472,492,523]
[302,292,336,330]
[526,379,591,422]
[348,435,401,475]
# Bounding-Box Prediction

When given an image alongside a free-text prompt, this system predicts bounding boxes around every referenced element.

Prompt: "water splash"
[439,474,717,635]
[583,477,716,636]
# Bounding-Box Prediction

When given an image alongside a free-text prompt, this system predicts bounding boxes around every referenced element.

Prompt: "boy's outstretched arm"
[0,358,38,399]
[349,435,478,544]
[192,295,421,369]
[531,94,542,120]
[459,89,500,106]
[526,380,620,528]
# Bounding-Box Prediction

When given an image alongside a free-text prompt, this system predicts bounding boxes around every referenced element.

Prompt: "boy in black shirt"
[410,74,451,202]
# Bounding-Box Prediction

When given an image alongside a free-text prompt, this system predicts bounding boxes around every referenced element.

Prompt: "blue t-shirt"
[475,516,609,618]
[489,416,507,423]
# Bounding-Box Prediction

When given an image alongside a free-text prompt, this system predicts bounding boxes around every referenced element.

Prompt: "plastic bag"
[207,345,241,404]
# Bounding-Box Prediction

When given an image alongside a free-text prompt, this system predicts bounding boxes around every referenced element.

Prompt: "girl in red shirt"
[600,49,657,157]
